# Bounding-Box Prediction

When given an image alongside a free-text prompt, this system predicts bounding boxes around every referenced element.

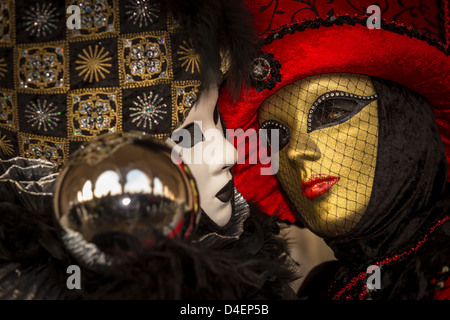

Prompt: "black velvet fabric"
[299,77,450,299]
[325,77,449,263]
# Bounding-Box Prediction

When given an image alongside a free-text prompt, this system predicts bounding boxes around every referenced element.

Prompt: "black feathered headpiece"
[166,0,258,96]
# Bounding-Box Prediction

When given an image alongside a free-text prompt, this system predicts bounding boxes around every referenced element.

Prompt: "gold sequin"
[19,133,67,167]
[0,90,16,130]
[1,3,201,168]
[16,43,68,93]
[120,34,170,86]
[68,90,121,140]
[66,0,118,40]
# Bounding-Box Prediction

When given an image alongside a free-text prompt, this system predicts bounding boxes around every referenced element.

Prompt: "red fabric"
[248,0,444,44]
[219,1,450,222]
[227,124,295,222]
[433,277,450,300]
[223,24,449,128]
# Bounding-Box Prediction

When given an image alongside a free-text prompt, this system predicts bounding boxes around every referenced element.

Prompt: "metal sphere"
[53,131,200,270]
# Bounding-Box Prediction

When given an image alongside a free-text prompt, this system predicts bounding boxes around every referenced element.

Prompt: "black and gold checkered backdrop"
[0,0,201,168]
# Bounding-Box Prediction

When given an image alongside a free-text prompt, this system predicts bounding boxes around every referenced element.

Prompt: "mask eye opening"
[260,120,290,150]
[172,122,205,148]
[307,91,377,133]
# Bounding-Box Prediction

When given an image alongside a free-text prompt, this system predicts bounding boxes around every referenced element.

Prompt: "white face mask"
[167,86,238,227]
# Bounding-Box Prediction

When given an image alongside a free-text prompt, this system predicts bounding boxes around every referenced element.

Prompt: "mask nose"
[223,137,238,170]
[287,134,321,164]
[206,129,238,174]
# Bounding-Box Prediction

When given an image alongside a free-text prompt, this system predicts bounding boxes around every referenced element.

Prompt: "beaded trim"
[440,0,450,49]
[307,91,377,133]
[261,16,448,55]
[249,14,448,93]
[328,216,450,300]
[260,119,290,150]
[260,119,289,132]
[249,51,281,92]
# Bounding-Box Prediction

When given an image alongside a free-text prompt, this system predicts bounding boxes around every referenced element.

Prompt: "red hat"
[219,0,450,223]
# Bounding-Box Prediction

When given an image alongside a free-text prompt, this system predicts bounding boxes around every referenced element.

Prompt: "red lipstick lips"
[301,174,340,199]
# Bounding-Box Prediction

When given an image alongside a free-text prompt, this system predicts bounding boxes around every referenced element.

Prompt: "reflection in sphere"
[53,132,200,270]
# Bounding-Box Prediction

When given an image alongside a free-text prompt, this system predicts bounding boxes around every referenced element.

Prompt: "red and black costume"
[219,0,450,300]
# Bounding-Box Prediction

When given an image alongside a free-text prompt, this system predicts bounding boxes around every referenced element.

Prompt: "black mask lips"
[325,77,450,264]
[215,179,234,203]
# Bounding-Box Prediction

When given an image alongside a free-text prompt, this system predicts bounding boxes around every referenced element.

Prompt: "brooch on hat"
[249,51,281,92]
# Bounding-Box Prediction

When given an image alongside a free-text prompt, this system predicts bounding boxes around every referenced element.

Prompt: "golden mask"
[258,74,378,237]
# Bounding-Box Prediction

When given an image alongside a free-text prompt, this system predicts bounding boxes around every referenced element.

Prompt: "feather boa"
[0,201,299,300]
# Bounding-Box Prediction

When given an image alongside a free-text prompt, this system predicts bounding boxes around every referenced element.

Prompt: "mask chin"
[193,186,250,249]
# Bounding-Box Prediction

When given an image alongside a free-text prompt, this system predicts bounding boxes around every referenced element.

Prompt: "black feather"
[0,200,299,299]
[164,0,258,98]
[72,209,299,300]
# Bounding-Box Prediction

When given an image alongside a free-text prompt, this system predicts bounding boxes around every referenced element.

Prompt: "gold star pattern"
[75,45,112,83]
[177,41,200,74]
[3,3,203,167]
[0,0,14,45]
[0,132,13,156]
[0,58,6,80]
